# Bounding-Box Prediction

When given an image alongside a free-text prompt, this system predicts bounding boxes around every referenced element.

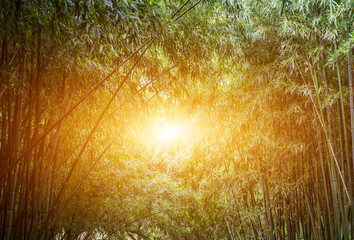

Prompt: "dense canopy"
[0,0,354,239]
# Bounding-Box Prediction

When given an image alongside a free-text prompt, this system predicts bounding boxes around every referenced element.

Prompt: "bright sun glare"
[158,123,181,142]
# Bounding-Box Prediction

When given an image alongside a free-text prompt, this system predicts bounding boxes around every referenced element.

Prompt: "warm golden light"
[158,123,181,142]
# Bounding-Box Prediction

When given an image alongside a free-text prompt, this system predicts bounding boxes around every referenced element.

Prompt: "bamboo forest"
[1,0,354,239]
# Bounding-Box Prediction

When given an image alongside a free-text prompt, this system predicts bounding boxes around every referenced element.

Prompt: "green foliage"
[0,0,353,239]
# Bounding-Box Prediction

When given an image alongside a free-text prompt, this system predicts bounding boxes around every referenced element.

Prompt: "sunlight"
[158,123,181,142]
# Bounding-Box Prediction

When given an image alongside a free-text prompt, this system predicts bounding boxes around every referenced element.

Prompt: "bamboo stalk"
[5,93,22,240]
[335,45,352,193]
[28,26,42,239]
[349,43,354,177]
[348,39,354,240]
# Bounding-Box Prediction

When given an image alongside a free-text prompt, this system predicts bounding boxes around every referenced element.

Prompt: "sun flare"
[158,123,181,142]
